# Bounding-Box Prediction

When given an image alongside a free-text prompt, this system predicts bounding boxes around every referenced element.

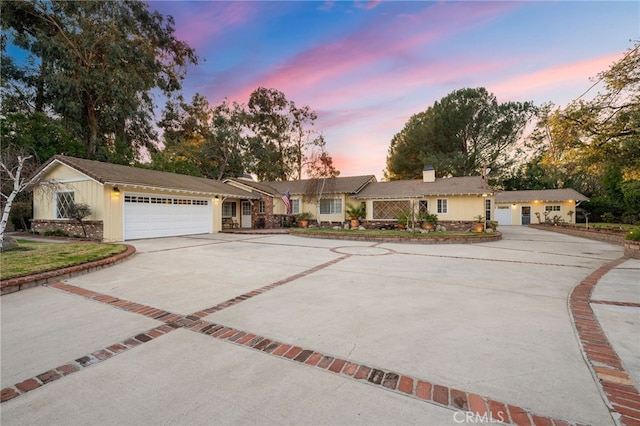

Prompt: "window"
[291,199,300,214]
[319,198,342,215]
[56,191,75,219]
[545,205,561,212]
[372,200,410,220]
[437,199,448,214]
[485,199,492,221]
[259,200,265,214]
[419,200,429,215]
[222,201,237,218]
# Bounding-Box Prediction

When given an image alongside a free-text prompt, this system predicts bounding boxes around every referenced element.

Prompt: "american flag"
[281,191,291,214]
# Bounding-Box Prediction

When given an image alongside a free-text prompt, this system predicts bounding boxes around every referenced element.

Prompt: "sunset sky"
[10,1,639,179]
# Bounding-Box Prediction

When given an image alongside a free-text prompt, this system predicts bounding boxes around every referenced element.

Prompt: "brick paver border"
[3,239,636,426]
[569,257,640,426]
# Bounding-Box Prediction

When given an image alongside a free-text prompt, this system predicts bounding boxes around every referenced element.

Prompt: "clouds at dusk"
[148,0,637,179]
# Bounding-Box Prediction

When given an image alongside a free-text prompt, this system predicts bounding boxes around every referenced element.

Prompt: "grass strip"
[1,240,127,280]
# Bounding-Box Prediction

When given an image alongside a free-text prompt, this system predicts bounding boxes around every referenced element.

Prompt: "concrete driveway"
[1,227,638,425]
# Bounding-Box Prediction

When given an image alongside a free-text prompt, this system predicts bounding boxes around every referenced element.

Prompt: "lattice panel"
[372,200,410,220]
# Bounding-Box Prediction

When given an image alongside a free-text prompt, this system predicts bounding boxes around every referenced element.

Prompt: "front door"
[241,201,252,228]
[521,206,531,225]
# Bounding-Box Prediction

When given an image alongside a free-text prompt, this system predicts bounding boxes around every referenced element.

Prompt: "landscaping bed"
[289,228,501,244]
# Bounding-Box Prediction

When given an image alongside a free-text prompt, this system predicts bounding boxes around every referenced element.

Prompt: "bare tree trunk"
[0,155,33,250]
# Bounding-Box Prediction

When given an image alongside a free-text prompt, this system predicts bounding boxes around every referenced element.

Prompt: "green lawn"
[0,239,127,280]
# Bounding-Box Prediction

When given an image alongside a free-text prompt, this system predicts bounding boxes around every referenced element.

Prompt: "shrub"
[44,229,69,237]
[601,212,616,223]
[625,228,640,241]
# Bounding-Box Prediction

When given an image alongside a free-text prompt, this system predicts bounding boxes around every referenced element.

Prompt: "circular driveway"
[1,227,637,425]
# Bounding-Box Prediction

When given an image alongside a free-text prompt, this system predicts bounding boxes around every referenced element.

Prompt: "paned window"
[545,205,561,212]
[56,191,75,219]
[437,199,448,214]
[259,200,266,214]
[418,200,429,215]
[290,199,301,214]
[372,200,410,220]
[222,201,237,218]
[485,199,492,221]
[319,198,342,215]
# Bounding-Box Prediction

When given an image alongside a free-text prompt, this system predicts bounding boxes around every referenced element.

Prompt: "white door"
[124,194,212,240]
[494,206,512,225]
[241,201,252,228]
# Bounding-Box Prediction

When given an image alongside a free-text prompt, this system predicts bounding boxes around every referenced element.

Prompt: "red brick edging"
[291,230,502,244]
[0,244,136,296]
[569,257,640,426]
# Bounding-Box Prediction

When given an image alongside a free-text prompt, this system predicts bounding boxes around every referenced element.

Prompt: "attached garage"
[494,205,513,225]
[123,194,213,240]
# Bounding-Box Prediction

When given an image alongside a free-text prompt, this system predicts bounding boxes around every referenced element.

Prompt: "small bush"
[44,229,69,237]
[601,212,616,223]
[625,228,640,241]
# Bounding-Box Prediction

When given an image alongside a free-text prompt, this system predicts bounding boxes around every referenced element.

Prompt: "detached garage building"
[494,189,589,226]
[30,156,258,241]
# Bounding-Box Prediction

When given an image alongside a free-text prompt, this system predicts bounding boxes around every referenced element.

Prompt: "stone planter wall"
[31,219,104,241]
[624,240,640,259]
[528,224,625,246]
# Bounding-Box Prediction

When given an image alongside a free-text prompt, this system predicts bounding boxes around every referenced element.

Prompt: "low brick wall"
[529,224,625,246]
[31,219,104,241]
[291,230,501,245]
[624,240,640,259]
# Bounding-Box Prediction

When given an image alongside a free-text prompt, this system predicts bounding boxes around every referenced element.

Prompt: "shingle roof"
[229,175,377,197]
[495,189,589,203]
[34,155,258,199]
[356,176,494,199]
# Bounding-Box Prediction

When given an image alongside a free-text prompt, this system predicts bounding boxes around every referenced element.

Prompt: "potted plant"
[296,211,313,228]
[472,215,485,232]
[345,203,366,229]
[396,210,410,230]
[487,220,498,231]
[419,211,438,231]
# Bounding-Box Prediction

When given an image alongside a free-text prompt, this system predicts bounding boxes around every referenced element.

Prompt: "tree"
[67,202,92,238]
[154,94,247,180]
[2,0,197,163]
[0,146,34,250]
[385,87,536,181]
[245,87,325,181]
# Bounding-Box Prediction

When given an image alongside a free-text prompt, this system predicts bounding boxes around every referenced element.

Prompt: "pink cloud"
[489,52,624,105]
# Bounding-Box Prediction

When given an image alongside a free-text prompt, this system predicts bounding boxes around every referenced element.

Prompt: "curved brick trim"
[290,230,502,245]
[624,241,640,259]
[0,245,136,296]
[569,257,640,426]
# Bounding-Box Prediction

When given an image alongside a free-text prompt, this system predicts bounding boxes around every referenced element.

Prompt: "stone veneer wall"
[529,224,625,246]
[31,219,104,241]
[624,240,640,259]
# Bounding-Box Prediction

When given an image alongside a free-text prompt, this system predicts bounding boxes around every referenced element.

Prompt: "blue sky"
[8,1,640,178]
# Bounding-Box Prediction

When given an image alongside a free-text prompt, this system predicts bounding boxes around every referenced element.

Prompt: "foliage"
[600,212,616,223]
[245,87,332,181]
[2,0,197,163]
[0,146,35,248]
[0,239,126,279]
[9,200,32,231]
[295,211,314,220]
[524,42,639,217]
[474,215,485,223]
[67,202,92,237]
[154,94,246,180]
[345,203,366,219]
[385,87,535,181]
[625,228,640,241]
[396,210,410,225]
[43,229,69,237]
[419,211,438,225]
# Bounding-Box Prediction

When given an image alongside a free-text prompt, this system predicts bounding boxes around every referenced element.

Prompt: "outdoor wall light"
[113,186,120,193]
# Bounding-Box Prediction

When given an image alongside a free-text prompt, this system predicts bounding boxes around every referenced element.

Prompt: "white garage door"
[124,194,212,240]
[494,205,513,225]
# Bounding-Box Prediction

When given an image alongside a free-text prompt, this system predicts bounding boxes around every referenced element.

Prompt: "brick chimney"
[422,165,435,183]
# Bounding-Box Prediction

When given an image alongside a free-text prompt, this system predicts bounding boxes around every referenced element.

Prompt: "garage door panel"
[124,194,212,240]
[494,206,512,225]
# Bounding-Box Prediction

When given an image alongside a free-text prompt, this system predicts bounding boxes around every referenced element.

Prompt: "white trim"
[29,159,102,186]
